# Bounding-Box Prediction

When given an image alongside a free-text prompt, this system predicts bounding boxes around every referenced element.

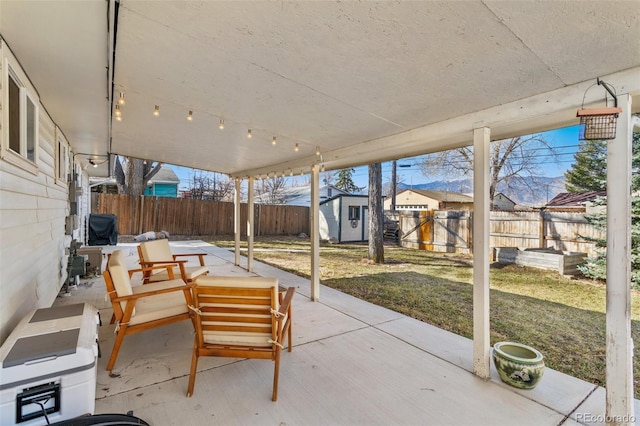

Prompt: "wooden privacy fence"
[95,194,310,237]
[399,210,603,256]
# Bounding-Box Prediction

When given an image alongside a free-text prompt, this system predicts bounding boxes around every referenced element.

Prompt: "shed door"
[362,206,369,241]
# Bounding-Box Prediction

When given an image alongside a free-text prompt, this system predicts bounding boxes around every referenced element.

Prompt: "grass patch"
[211,235,640,396]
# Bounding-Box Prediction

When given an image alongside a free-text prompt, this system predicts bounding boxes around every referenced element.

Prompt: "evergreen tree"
[334,168,363,193]
[579,132,640,288]
[564,139,607,192]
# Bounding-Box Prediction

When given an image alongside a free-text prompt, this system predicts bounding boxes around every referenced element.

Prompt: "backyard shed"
[320,195,369,243]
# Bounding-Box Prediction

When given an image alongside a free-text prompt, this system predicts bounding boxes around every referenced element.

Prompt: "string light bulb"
[115,114,122,122]
[114,104,122,117]
[272,136,277,146]
[219,119,224,130]
[153,105,160,116]
[294,143,299,152]
[187,110,193,121]
[315,146,321,156]
[118,92,125,105]
[247,129,252,139]
[321,164,325,172]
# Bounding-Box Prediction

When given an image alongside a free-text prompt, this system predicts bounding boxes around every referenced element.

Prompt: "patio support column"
[310,164,320,300]
[472,126,491,379]
[605,93,634,425]
[234,177,241,266]
[247,176,255,272]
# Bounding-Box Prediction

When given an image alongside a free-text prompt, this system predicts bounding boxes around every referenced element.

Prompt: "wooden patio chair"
[137,239,209,284]
[103,249,194,371]
[186,276,295,401]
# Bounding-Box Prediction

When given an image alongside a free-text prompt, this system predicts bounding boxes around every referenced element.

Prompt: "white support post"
[473,126,491,379]
[247,177,255,273]
[310,164,320,301]
[234,177,241,266]
[605,94,634,426]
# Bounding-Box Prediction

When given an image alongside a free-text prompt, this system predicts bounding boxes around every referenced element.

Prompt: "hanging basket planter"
[577,107,622,141]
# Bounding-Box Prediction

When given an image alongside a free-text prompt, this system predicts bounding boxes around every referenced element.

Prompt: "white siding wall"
[0,42,89,344]
[319,200,340,241]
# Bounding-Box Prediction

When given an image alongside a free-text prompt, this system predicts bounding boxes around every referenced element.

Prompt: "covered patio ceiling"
[1,1,639,178]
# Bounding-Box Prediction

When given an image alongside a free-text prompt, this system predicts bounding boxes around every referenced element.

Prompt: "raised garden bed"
[493,247,587,275]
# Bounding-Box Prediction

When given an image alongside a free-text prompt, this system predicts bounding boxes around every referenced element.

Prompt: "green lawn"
[211,236,640,396]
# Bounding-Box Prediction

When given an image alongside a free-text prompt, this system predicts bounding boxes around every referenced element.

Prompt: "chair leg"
[272,347,281,401]
[287,305,293,352]
[107,327,127,371]
[187,347,199,397]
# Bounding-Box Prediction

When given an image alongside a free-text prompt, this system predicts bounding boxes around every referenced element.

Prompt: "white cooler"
[0,303,100,425]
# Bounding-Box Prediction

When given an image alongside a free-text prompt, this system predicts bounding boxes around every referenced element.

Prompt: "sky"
[170,125,581,191]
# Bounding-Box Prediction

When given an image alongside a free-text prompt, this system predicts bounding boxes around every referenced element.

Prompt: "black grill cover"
[88,214,117,246]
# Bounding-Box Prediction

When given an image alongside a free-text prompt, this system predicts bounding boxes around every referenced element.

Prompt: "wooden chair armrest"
[276,287,295,320]
[129,263,179,279]
[173,253,207,266]
[112,282,193,302]
[140,260,187,266]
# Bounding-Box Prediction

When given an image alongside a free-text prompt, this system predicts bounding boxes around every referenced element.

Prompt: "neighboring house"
[91,166,179,198]
[545,191,606,213]
[492,192,516,211]
[384,189,474,211]
[256,184,348,206]
[320,195,370,243]
[144,166,179,198]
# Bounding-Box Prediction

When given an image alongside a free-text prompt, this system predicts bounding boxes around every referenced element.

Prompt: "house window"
[348,205,360,221]
[2,50,39,173]
[56,134,68,183]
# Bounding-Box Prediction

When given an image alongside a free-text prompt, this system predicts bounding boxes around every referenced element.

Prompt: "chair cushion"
[139,240,173,276]
[108,250,135,314]
[128,291,189,326]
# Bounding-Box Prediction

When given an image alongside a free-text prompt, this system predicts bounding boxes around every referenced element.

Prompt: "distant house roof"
[494,192,516,205]
[401,189,473,203]
[149,166,179,184]
[546,191,605,207]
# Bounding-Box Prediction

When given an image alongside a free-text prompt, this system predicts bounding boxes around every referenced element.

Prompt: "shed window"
[348,205,360,220]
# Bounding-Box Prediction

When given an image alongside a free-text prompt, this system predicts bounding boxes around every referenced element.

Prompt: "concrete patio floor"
[54,241,635,425]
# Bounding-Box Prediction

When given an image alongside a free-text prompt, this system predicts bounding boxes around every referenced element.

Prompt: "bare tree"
[188,170,235,201]
[368,163,384,263]
[256,177,288,204]
[420,135,557,201]
[114,156,162,196]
